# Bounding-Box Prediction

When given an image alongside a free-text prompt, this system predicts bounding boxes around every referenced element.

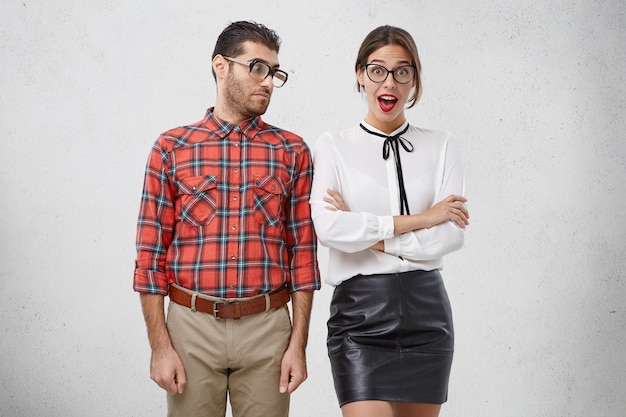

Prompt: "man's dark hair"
[211,21,281,80]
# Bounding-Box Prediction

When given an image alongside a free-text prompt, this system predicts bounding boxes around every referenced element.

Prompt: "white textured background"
[1,1,625,416]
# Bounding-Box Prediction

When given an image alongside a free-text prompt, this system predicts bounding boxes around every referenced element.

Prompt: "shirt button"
[271,185,276,190]
[230,255,236,260]
[229,283,235,288]
[233,196,238,201]
[233,168,239,173]
[234,143,239,147]
[231,225,237,230]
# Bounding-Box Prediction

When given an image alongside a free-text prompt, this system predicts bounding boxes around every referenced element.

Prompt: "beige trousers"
[166,293,292,417]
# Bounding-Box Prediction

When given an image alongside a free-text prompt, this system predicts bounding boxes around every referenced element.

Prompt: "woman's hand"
[323,188,349,211]
[423,194,469,229]
[370,241,385,252]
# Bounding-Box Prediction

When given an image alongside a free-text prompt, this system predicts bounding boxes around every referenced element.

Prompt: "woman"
[310,25,469,417]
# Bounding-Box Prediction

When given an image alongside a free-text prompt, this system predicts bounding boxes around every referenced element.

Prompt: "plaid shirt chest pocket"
[253,175,287,227]
[176,175,217,226]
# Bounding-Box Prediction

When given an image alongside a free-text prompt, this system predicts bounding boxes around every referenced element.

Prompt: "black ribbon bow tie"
[359,123,414,215]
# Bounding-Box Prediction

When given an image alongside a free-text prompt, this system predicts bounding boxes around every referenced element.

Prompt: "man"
[133,21,321,417]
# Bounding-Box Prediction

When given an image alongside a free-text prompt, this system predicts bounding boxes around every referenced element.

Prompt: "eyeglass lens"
[366,64,415,84]
[249,61,287,87]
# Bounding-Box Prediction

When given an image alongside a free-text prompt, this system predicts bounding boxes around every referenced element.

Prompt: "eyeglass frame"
[223,56,289,88]
[362,63,417,84]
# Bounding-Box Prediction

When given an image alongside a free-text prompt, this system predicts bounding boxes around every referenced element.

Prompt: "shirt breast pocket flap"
[254,175,287,227]
[177,175,217,226]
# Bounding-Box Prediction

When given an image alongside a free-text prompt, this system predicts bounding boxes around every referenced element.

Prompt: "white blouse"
[310,120,466,286]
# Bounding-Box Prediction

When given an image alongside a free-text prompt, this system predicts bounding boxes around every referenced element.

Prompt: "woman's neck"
[363,115,407,135]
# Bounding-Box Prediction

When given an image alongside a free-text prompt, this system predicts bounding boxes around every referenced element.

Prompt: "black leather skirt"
[327,270,454,406]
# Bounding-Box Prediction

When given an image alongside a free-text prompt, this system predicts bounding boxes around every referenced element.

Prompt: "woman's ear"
[356,66,365,87]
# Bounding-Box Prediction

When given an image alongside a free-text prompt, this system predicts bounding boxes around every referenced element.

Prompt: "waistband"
[168,284,290,319]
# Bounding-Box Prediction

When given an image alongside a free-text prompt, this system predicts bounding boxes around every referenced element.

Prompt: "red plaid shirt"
[133,108,321,297]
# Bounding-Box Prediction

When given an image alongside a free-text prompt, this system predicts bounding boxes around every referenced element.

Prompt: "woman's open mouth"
[378,95,397,112]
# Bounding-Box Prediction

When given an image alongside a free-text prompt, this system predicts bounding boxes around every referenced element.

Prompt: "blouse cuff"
[383,235,401,256]
[378,215,395,240]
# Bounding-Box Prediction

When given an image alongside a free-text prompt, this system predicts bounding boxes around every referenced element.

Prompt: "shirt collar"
[202,107,264,140]
[360,119,409,137]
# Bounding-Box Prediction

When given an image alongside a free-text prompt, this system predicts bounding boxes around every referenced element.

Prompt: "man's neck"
[213,102,254,126]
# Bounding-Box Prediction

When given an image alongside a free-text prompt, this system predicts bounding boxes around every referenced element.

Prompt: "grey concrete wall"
[1,1,625,416]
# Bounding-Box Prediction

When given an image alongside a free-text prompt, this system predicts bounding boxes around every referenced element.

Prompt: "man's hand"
[150,345,187,395]
[140,293,186,395]
[278,290,313,394]
[279,344,307,394]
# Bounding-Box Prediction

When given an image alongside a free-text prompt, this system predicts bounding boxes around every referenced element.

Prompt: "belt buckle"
[213,300,241,319]
[213,300,226,318]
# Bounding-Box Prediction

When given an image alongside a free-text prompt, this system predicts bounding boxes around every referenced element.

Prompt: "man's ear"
[213,55,227,80]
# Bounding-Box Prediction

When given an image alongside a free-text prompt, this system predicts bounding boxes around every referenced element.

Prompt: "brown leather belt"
[169,284,290,319]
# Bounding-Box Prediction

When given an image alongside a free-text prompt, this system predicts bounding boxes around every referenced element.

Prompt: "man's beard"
[224,72,271,120]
